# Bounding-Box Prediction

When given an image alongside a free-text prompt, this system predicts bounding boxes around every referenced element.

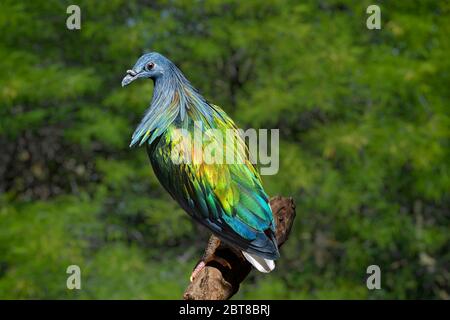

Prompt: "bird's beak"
[121,69,139,87]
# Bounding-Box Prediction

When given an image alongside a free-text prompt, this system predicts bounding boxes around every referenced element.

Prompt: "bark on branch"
[183,196,296,300]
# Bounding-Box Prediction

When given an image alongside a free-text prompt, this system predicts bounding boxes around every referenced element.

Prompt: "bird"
[122,52,279,280]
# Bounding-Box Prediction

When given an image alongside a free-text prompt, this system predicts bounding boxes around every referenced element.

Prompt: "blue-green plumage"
[122,52,279,271]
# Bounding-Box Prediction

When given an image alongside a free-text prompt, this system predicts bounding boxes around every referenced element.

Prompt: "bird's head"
[121,52,170,87]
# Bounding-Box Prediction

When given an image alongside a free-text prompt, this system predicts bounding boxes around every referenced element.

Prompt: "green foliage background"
[0,0,448,299]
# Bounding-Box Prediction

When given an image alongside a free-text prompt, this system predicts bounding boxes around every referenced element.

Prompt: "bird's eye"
[145,62,155,71]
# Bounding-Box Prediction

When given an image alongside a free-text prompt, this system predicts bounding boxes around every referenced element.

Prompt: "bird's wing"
[148,105,279,259]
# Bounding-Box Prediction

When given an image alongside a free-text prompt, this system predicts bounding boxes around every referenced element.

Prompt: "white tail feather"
[242,251,275,273]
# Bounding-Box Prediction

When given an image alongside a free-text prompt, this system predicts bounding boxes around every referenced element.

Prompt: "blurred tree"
[0,0,448,299]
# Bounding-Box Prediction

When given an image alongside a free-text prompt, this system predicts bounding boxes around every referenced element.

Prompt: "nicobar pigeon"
[122,52,279,279]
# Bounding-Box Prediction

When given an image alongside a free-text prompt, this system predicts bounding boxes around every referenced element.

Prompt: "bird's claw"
[214,256,232,270]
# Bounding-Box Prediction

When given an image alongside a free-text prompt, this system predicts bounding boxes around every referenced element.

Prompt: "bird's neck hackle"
[151,64,200,111]
[130,63,213,147]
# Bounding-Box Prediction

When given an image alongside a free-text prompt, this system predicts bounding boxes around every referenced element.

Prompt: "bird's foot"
[189,254,232,282]
[190,261,206,282]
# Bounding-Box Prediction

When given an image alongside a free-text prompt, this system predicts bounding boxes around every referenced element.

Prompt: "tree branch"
[183,196,296,300]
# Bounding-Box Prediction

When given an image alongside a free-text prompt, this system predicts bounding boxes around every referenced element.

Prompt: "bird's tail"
[242,251,275,273]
